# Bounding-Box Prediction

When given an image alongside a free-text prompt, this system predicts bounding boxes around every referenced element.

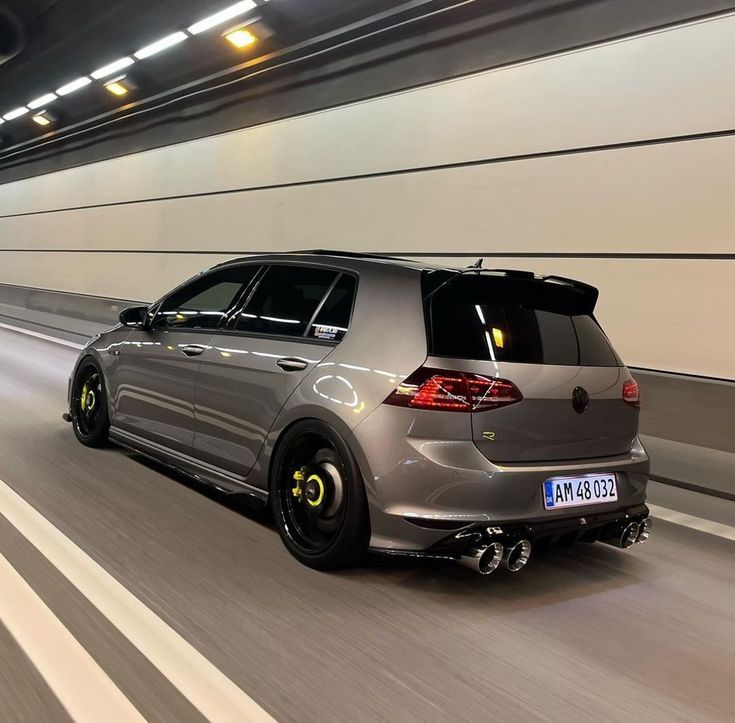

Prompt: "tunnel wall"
[0,11,733,383]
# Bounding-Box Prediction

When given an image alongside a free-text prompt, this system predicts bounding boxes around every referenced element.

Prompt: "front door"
[112,264,262,454]
[113,328,212,453]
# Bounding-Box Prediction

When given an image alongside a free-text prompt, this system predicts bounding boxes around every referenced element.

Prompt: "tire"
[270,420,370,570]
[70,358,110,447]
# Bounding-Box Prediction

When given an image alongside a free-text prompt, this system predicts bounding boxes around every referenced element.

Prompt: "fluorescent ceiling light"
[3,107,29,121]
[105,80,129,97]
[91,57,135,80]
[188,1,258,35]
[224,28,257,48]
[32,112,53,127]
[134,31,187,59]
[28,93,57,110]
[56,77,92,96]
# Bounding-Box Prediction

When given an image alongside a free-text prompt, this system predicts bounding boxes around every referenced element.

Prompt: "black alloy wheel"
[270,420,370,570]
[71,359,110,447]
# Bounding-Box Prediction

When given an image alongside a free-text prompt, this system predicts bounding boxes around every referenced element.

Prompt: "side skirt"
[109,426,268,503]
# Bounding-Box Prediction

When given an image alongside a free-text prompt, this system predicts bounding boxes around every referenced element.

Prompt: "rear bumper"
[419,503,649,560]
[354,406,650,551]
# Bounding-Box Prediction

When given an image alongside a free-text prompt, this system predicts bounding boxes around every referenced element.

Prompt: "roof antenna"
[472,258,483,268]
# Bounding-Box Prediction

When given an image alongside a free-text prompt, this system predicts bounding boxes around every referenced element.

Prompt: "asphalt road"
[1,325,734,722]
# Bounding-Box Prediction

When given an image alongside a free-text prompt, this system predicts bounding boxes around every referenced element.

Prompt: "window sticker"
[312,325,339,340]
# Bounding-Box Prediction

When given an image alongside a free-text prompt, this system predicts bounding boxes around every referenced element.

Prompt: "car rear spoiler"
[422,268,600,315]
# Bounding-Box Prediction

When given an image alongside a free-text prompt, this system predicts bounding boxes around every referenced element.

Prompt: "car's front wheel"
[270,420,370,570]
[71,358,110,447]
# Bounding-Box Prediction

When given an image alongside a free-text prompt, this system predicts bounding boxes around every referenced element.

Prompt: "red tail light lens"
[622,379,640,409]
[384,367,523,412]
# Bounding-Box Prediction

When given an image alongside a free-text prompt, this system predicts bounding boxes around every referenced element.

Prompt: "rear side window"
[237,265,338,337]
[153,265,260,330]
[308,274,356,342]
[425,273,620,366]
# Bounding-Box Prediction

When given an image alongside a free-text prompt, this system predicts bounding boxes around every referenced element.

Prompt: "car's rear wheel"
[71,359,110,447]
[270,420,370,570]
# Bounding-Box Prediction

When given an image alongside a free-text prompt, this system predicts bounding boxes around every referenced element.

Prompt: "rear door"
[425,272,637,463]
[193,265,357,478]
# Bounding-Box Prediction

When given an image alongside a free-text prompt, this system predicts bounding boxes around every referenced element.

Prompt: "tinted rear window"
[308,274,356,342]
[237,265,338,337]
[425,273,620,366]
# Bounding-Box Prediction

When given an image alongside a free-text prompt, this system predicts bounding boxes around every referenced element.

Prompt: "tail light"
[384,367,522,412]
[622,379,640,409]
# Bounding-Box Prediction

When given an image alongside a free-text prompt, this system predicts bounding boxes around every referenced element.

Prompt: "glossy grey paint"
[69,253,650,552]
[113,330,211,453]
[193,331,334,478]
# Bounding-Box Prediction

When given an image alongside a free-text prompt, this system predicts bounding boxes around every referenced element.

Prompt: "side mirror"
[119,306,149,328]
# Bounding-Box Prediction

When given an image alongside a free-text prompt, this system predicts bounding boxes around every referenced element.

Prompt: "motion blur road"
[1,324,734,722]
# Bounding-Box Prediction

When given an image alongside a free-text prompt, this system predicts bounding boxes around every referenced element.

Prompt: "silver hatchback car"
[66,251,650,574]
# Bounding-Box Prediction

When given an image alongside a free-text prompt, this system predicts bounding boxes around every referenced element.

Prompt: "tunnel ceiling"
[0,0,411,150]
[2,0,733,173]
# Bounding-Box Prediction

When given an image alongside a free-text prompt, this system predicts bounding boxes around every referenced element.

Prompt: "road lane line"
[0,480,275,722]
[0,552,146,723]
[648,504,735,542]
[0,321,85,350]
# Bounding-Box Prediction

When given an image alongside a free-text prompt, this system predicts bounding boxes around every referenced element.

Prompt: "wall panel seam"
[1,251,733,260]
[1,127,735,220]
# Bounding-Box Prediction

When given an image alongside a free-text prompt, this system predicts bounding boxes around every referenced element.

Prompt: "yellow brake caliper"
[80,383,89,412]
[291,468,305,499]
[292,468,326,507]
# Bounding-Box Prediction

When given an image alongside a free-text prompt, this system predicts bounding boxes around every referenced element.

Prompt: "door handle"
[277,357,309,372]
[181,345,206,357]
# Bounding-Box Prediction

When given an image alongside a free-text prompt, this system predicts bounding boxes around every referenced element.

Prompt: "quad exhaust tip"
[459,539,532,575]
[636,518,651,544]
[459,519,649,574]
[620,522,640,548]
[459,542,503,575]
[503,539,532,573]
[603,520,645,548]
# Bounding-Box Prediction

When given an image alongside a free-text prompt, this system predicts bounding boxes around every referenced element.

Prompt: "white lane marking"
[0,481,275,722]
[0,321,84,350]
[648,504,735,542]
[0,552,146,723]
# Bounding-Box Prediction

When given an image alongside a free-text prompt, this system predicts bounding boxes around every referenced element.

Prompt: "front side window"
[236,265,339,337]
[153,265,260,330]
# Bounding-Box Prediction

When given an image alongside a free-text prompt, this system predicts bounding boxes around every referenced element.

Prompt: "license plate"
[543,474,618,510]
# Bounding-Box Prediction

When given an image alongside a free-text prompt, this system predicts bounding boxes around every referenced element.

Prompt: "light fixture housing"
[134,31,188,60]
[91,57,135,80]
[32,110,56,127]
[3,107,29,121]
[105,81,128,97]
[188,1,258,35]
[28,93,57,110]
[103,75,135,97]
[224,26,258,48]
[56,77,92,96]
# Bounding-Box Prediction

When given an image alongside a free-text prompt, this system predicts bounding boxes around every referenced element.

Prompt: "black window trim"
[142,260,359,345]
[220,263,267,329]
[303,272,343,339]
[147,262,264,331]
